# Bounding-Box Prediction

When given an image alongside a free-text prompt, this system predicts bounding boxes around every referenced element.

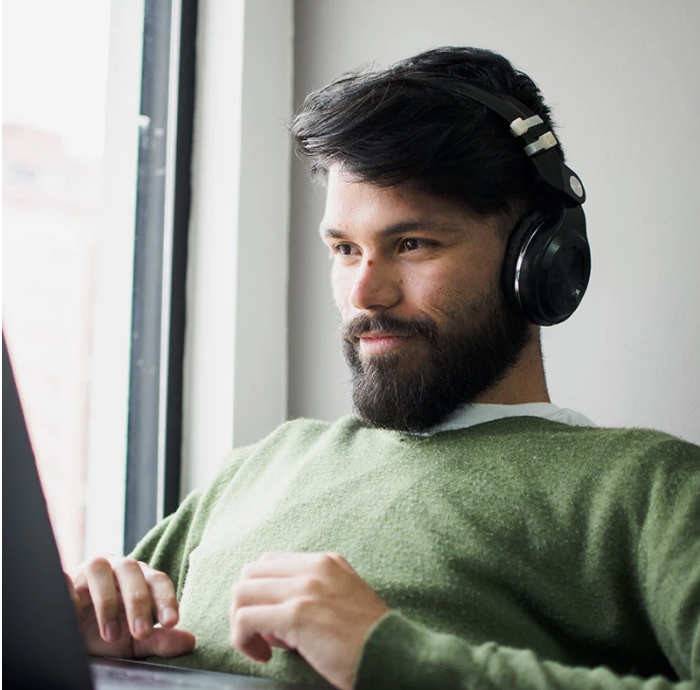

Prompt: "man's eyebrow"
[320,219,466,239]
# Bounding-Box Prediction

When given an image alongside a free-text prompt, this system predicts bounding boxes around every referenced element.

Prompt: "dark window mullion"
[164,0,197,519]
[125,0,197,553]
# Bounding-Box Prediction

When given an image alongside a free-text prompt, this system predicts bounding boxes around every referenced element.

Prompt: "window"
[3,0,115,571]
[3,0,293,568]
[2,0,197,566]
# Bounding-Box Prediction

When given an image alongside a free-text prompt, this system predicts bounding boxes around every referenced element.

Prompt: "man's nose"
[348,257,402,311]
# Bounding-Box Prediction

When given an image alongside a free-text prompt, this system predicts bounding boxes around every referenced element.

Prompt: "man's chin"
[344,296,532,432]
[351,359,448,433]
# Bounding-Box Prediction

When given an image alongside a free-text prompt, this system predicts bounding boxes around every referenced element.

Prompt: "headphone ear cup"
[502,209,547,316]
[503,203,591,326]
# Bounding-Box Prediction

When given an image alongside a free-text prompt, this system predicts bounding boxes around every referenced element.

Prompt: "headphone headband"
[415,78,587,206]
[417,77,592,326]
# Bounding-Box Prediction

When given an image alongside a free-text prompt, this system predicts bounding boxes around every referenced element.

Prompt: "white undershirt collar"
[413,402,596,437]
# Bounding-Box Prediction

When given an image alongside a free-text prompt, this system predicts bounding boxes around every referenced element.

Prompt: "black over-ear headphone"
[442,82,591,326]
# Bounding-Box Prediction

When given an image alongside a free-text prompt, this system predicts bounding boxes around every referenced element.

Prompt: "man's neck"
[473,330,550,405]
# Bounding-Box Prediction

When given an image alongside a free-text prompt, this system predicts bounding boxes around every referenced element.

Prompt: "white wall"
[181,0,293,496]
[288,0,700,444]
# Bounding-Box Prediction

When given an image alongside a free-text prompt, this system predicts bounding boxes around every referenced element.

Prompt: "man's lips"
[358,332,410,355]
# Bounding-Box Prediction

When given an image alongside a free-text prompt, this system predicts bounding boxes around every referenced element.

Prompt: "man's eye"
[333,243,355,256]
[400,238,425,251]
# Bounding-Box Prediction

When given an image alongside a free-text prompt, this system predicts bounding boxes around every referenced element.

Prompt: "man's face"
[320,167,531,432]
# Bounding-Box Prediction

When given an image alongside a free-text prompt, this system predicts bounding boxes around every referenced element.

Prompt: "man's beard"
[341,288,532,433]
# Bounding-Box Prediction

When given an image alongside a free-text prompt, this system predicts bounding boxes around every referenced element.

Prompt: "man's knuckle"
[230,583,245,609]
[331,552,349,567]
[69,574,83,592]
[312,553,327,568]
[229,610,245,646]
[231,582,249,609]
[289,597,312,626]
[159,591,178,608]
[114,556,139,573]
[315,552,336,574]
[130,590,150,607]
[304,576,324,596]
[230,605,251,638]
[99,593,121,612]
[148,570,173,587]
[87,555,111,572]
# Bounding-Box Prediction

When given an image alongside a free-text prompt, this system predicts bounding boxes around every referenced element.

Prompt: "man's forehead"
[323,167,410,213]
[320,218,472,240]
[320,167,488,238]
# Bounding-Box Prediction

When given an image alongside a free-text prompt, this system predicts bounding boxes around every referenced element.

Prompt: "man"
[68,47,699,689]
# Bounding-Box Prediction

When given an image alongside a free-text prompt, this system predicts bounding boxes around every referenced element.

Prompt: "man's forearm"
[355,611,696,690]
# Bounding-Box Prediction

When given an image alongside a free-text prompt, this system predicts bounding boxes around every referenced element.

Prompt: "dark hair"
[291,46,561,229]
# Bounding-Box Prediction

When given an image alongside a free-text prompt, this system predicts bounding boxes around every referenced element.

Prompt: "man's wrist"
[353,610,479,690]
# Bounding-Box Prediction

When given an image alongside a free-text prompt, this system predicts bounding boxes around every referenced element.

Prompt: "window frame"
[124,0,198,554]
[86,0,293,557]
[85,0,145,560]
[86,0,198,556]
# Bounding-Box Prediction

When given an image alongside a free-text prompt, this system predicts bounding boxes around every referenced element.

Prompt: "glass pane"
[2,0,114,571]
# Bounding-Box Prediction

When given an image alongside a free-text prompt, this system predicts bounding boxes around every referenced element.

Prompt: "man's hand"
[68,556,195,659]
[229,552,391,690]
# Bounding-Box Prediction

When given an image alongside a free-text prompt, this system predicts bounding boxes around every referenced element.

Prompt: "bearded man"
[68,47,699,689]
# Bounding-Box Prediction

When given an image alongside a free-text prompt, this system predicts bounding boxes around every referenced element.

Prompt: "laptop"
[2,335,322,689]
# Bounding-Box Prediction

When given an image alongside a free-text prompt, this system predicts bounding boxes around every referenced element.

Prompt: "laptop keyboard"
[93,663,240,688]
[91,658,317,689]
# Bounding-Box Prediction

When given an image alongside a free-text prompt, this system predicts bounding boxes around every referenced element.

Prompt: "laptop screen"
[2,334,94,690]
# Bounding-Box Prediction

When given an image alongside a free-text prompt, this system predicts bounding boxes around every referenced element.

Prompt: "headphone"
[442,82,592,326]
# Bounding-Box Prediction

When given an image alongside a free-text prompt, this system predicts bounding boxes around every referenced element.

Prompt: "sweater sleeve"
[129,488,204,597]
[129,443,257,598]
[356,435,700,690]
[355,611,696,689]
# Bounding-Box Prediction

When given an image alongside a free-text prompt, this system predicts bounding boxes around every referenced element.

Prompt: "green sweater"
[131,416,700,688]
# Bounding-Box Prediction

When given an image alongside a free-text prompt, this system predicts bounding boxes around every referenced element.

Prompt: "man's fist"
[229,552,391,690]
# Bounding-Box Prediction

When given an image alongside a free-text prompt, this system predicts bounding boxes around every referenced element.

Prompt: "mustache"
[341,314,436,342]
